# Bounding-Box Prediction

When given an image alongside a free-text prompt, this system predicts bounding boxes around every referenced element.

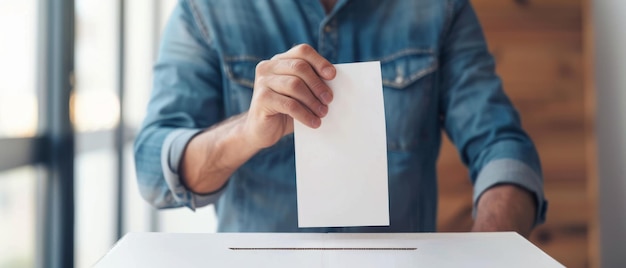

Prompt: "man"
[135,0,547,236]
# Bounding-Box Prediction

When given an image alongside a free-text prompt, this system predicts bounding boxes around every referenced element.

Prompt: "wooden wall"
[436,0,596,267]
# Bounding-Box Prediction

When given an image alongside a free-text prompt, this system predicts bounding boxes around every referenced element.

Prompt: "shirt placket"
[318,14,339,63]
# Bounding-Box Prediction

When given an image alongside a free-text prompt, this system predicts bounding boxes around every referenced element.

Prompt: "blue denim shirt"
[135,0,547,232]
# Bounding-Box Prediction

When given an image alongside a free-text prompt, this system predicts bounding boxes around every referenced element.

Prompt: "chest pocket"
[224,56,261,115]
[380,49,438,151]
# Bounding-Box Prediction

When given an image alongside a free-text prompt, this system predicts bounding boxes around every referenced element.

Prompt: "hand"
[243,44,336,149]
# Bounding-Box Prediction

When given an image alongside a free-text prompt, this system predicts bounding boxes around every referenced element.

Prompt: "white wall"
[592,1,626,267]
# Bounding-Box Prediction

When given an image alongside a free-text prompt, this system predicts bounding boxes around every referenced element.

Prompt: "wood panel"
[437,1,594,267]
[582,0,599,266]
[472,0,582,32]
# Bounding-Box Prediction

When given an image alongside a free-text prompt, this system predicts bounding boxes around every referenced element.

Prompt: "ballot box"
[94,232,563,267]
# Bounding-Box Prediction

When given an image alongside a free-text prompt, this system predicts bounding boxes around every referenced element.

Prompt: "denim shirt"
[134,0,547,232]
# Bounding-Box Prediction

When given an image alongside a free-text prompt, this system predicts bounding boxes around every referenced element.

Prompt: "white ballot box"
[95,232,563,267]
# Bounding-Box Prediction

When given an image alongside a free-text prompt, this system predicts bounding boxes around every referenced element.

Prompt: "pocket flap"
[380,49,438,89]
[224,56,262,89]
[224,51,438,90]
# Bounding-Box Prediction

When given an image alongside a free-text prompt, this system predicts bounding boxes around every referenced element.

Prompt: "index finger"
[272,44,336,80]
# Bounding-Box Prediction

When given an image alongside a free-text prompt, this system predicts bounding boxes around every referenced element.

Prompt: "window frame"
[0,1,168,267]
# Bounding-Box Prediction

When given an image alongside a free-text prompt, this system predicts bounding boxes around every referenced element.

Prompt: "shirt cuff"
[472,158,548,226]
[161,128,227,210]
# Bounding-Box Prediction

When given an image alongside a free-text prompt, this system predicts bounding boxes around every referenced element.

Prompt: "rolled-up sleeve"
[439,0,547,225]
[473,158,547,226]
[161,129,227,210]
[134,0,225,210]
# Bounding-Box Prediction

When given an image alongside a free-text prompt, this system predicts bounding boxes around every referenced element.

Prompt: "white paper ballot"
[294,61,389,228]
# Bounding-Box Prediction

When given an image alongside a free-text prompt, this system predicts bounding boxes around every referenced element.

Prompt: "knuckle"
[285,76,304,90]
[282,99,298,113]
[255,60,270,74]
[293,44,313,55]
[290,59,309,73]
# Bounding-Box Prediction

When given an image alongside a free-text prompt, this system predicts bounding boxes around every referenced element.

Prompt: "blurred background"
[0,0,624,267]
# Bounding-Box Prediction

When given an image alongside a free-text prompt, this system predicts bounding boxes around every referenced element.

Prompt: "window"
[0,166,39,268]
[0,0,38,138]
[122,0,156,235]
[1,1,217,267]
[73,1,119,267]
[0,1,40,267]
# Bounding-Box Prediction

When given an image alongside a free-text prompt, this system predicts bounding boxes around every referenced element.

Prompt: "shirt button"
[324,25,332,33]
[395,75,404,84]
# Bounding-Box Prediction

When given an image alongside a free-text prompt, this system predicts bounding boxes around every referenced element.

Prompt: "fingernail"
[322,67,335,79]
[311,117,321,128]
[318,105,328,117]
[320,91,332,104]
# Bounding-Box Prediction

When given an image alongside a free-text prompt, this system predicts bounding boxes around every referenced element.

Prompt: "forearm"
[180,112,259,194]
[472,184,537,238]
